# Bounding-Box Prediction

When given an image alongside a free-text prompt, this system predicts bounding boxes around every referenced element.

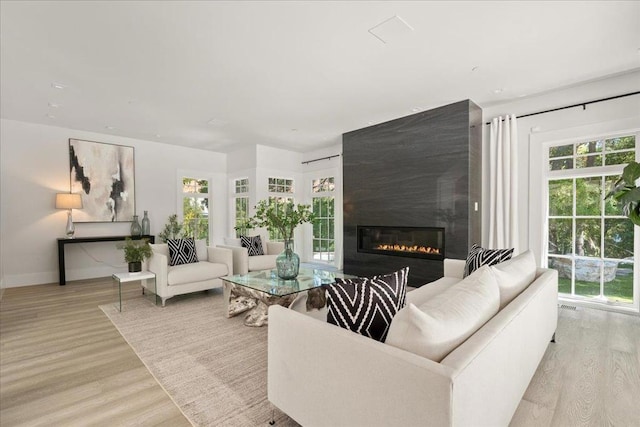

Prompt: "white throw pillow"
[224,237,242,247]
[491,250,536,309]
[385,265,500,362]
[195,239,208,261]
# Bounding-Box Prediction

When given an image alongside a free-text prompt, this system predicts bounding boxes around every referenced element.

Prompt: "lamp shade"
[55,193,83,210]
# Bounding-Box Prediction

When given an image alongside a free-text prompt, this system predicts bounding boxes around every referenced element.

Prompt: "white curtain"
[488,114,519,253]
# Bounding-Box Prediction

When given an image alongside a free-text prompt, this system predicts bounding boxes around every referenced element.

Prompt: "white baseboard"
[3,266,129,288]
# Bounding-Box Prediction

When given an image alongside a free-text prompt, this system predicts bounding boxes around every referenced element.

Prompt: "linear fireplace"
[357,226,445,261]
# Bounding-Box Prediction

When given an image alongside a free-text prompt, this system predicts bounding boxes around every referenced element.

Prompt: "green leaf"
[619,186,640,205]
[622,161,640,185]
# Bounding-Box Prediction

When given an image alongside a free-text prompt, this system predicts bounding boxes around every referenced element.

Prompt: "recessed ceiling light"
[492,88,504,94]
[45,113,56,119]
[411,107,420,112]
[105,125,115,130]
[367,121,375,125]
[51,83,65,90]
[291,128,298,132]
[48,102,61,108]
[471,66,480,72]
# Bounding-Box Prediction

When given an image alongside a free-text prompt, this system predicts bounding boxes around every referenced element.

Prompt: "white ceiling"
[1,1,639,153]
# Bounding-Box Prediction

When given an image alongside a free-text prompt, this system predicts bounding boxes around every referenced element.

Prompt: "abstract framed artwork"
[69,138,135,222]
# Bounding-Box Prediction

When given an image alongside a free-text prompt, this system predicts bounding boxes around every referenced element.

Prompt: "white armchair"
[148,239,233,306]
[218,235,284,276]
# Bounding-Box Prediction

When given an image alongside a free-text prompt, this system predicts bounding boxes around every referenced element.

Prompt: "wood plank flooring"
[2,279,640,426]
[0,278,190,427]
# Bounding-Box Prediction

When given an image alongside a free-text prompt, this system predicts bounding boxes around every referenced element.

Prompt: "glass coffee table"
[222,267,354,327]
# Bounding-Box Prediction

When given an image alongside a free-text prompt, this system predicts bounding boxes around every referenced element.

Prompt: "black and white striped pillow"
[168,238,199,266]
[240,235,264,256]
[326,267,408,342]
[464,244,514,277]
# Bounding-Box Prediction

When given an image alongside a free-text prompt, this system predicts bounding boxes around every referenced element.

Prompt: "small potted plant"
[119,237,153,273]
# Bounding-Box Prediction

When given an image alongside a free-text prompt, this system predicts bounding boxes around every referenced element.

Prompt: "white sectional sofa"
[268,255,558,426]
[148,239,233,306]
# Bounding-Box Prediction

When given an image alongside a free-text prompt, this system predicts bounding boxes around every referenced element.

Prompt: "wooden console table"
[57,235,155,286]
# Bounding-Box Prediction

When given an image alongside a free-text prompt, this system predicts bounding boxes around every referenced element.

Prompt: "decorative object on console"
[605,161,640,226]
[158,214,183,242]
[141,210,151,235]
[119,237,152,272]
[463,243,514,277]
[55,192,83,238]
[167,238,199,266]
[69,139,135,222]
[130,214,142,236]
[248,199,315,279]
[326,267,408,342]
[240,235,264,256]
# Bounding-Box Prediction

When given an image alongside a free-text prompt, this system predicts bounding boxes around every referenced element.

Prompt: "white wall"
[0,119,227,287]
[482,70,640,264]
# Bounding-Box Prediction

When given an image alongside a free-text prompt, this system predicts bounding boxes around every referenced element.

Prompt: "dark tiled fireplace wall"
[343,100,482,286]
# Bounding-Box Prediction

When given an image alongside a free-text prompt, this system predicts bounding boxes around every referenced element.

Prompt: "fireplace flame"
[375,244,441,255]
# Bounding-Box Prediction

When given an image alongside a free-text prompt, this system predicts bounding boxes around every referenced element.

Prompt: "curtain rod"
[484,90,640,125]
[301,154,341,165]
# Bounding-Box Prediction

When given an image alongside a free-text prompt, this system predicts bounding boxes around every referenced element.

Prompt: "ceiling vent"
[368,15,414,44]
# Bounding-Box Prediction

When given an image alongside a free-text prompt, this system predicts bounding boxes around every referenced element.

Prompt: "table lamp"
[56,193,83,238]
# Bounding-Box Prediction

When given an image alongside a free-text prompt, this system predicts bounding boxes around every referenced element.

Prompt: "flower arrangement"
[249,199,315,242]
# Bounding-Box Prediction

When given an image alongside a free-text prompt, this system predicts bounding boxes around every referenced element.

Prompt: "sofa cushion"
[195,239,208,261]
[406,277,460,307]
[464,244,514,277]
[167,261,228,286]
[386,265,500,362]
[492,250,537,309]
[168,238,199,266]
[241,235,265,256]
[248,254,278,271]
[224,237,242,246]
[326,267,408,342]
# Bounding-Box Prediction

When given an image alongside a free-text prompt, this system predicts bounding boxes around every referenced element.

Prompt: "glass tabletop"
[223,267,356,297]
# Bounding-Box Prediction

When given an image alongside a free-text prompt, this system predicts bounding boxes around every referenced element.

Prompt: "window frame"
[543,131,638,312]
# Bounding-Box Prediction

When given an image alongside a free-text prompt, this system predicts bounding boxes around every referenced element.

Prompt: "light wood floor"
[2,279,640,426]
[0,278,190,427]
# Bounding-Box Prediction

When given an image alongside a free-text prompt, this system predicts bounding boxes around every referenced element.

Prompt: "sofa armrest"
[208,246,233,276]
[444,258,466,279]
[217,245,249,275]
[268,306,455,427]
[148,252,168,296]
[266,241,284,255]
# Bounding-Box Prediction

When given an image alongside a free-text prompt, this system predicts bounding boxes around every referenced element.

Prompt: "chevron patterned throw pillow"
[326,267,408,342]
[167,238,199,266]
[240,235,264,256]
[463,244,514,277]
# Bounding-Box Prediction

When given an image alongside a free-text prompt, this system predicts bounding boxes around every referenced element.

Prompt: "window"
[268,177,294,193]
[312,177,335,263]
[234,178,250,237]
[267,177,294,241]
[182,177,209,243]
[266,196,294,242]
[546,134,636,307]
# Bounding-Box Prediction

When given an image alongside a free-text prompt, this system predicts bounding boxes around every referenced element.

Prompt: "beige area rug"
[100,289,299,427]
